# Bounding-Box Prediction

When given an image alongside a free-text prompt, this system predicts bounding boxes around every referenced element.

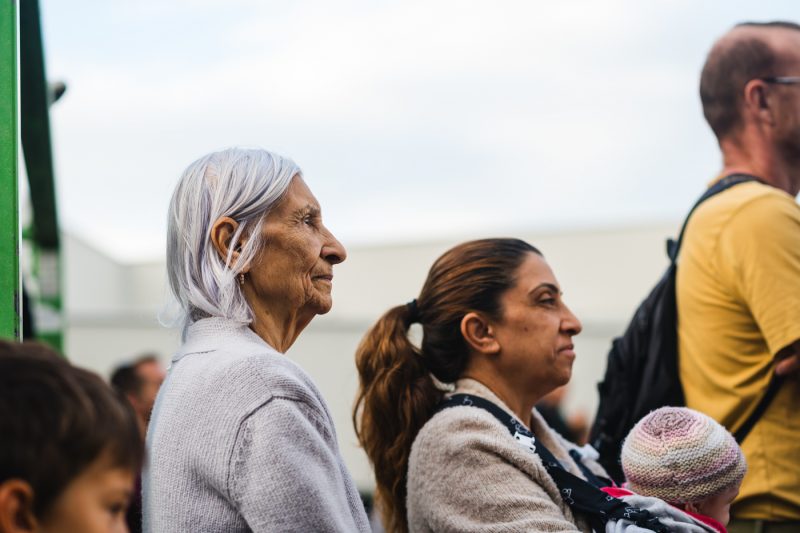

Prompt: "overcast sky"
[34,0,799,263]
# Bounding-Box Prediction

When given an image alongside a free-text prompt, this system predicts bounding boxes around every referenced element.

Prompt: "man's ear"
[0,479,38,532]
[209,217,247,271]
[742,79,776,127]
[460,312,501,355]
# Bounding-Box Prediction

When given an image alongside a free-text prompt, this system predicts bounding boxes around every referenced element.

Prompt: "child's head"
[0,341,143,533]
[621,406,746,526]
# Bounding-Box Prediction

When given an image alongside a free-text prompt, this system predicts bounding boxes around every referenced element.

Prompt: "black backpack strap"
[734,373,785,443]
[669,173,783,443]
[436,394,669,533]
[668,173,762,261]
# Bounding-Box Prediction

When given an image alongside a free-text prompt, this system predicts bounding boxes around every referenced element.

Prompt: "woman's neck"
[460,371,542,429]
[248,306,313,353]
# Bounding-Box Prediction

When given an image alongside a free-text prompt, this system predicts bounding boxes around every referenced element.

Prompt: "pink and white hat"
[621,406,747,503]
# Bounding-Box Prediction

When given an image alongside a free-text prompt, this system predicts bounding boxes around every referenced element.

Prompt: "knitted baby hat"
[620,406,747,504]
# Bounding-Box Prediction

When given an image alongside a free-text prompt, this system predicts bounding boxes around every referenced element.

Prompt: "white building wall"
[63,233,127,314]
[62,221,679,491]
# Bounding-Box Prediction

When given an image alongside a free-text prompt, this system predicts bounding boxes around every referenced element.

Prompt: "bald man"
[676,21,800,532]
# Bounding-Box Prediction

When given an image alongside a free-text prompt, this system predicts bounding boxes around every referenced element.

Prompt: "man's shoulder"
[689,181,799,241]
[703,181,798,218]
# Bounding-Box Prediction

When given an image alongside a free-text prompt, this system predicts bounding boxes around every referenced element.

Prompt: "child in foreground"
[603,406,746,533]
[0,341,143,533]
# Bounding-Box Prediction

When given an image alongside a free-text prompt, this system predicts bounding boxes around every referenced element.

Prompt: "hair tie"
[406,299,419,323]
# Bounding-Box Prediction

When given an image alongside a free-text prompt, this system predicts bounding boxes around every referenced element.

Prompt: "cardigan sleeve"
[228,397,363,533]
[407,409,584,533]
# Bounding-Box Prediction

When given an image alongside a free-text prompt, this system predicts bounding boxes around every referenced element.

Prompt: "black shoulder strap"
[436,394,669,533]
[668,173,761,262]
[669,173,782,443]
[568,448,613,489]
[734,374,785,443]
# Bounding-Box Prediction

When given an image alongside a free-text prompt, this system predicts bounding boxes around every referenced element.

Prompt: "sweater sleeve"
[408,409,584,533]
[228,397,361,533]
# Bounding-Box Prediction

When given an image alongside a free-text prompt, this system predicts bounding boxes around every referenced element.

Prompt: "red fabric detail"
[600,486,634,498]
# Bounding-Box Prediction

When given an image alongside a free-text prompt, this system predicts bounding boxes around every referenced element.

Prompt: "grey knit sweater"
[143,317,370,532]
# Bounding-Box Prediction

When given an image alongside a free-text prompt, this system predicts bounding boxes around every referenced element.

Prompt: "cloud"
[38,0,795,262]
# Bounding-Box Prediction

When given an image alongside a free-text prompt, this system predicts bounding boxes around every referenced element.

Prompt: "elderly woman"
[354,239,610,533]
[144,148,370,532]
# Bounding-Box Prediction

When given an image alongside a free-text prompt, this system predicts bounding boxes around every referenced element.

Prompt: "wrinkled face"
[694,483,740,526]
[246,175,346,319]
[491,253,582,399]
[39,452,134,533]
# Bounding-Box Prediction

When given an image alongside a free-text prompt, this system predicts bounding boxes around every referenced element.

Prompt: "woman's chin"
[307,295,333,315]
[555,369,573,388]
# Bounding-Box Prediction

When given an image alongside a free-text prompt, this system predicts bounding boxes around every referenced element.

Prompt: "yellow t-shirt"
[677,180,800,520]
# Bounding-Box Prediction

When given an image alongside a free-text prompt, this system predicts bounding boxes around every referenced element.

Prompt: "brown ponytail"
[353,304,440,533]
[353,238,540,532]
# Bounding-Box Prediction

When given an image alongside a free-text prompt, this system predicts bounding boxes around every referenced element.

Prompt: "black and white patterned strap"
[436,394,668,533]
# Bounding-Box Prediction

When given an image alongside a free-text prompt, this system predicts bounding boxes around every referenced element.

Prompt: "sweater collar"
[173,316,279,363]
[452,378,550,433]
[453,378,518,417]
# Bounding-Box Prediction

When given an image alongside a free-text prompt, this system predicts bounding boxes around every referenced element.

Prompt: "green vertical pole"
[0,1,19,340]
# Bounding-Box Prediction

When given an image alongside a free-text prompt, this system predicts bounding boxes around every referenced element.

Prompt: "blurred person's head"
[0,341,143,533]
[166,147,346,351]
[700,21,800,185]
[353,238,582,532]
[110,355,166,430]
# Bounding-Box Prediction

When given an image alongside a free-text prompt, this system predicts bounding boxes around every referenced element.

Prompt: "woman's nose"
[322,229,347,265]
[561,304,582,336]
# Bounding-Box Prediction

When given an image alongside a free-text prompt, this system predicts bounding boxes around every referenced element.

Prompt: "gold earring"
[238,272,245,286]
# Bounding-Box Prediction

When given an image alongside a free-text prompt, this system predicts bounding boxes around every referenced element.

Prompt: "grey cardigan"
[407,379,607,533]
[143,317,370,533]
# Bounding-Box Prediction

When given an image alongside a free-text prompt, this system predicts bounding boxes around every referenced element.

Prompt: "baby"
[0,341,143,533]
[604,406,747,533]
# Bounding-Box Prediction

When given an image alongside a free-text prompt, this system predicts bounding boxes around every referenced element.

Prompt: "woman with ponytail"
[354,238,607,533]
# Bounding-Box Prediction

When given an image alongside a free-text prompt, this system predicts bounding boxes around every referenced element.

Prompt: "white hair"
[163,147,300,337]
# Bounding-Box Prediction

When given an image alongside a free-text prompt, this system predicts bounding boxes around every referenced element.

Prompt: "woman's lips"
[558,344,575,358]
